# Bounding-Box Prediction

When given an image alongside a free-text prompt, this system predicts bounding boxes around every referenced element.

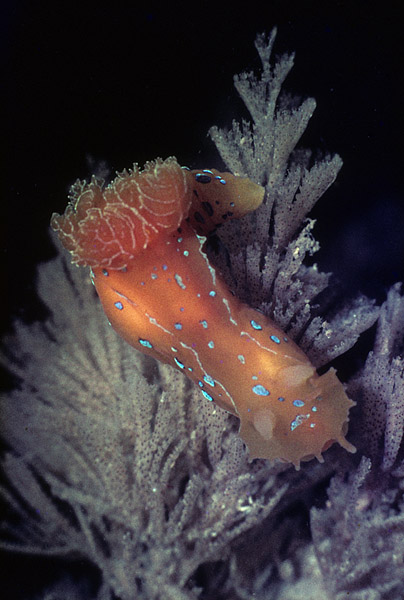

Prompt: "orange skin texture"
[51,157,356,468]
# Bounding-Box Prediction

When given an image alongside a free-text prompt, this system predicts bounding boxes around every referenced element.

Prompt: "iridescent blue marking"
[183,250,189,257]
[174,274,186,289]
[291,417,302,431]
[141,281,145,286]
[171,347,177,352]
[230,202,235,207]
[114,301,123,310]
[310,423,316,428]
[250,320,262,330]
[198,381,203,387]
[195,173,211,183]
[219,178,226,185]
[238,354,245,364]
[290,414,309,432]
[151,273,158,280]
[270,335,281,344]
[252,385,270,396]
[174,357,185,369]
[203,375,215,387]
[180,307,184,312]
[278,397,285,402]
[312,406,318,412]
[252,375,258,380]
[175,323,182,330]
[203,169,214,174]
[283,337,288,342]
[139,339,153,349]
[188,367,193,372]
[177,237,183,243]
[102,269,109,276]
[201,390,214,401]
[199,320,208,328]
[209,290,216,297]
[162,264,168,271]
[208,341,215,349]
[293,399,305,407]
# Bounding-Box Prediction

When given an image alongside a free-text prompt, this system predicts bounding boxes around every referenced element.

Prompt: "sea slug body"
[51,157,356,468]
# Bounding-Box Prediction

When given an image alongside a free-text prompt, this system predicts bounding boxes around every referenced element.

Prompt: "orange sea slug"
[51,157,356,468]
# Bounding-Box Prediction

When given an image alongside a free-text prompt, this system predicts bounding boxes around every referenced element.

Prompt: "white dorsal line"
[179,340,238,416]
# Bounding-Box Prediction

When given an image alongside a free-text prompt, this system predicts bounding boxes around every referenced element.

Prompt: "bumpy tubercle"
[51,157,356,469]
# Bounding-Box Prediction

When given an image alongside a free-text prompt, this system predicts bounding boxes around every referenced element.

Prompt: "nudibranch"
[51,157,356,468]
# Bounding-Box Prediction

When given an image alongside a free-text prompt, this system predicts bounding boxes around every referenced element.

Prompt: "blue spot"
[291,418,301,431]
[312,406,318,412]
[252,385,270,396]
[102,269,109,276]
[174,357,185,369]
[188,367,193,372]
[175,323,182,330]
[171,347,177,352]
[199,320,208,328]
[139,339,153,349]
[278,397,285,402]
[203,169,214,174]
[230,202,235,207]
[195,173,211,184]
[270,335,281,344]
[180,307,184,312]
[290,414,309,432]
[174,274,186,289]
[177,237,183,243]
[198,381,204,387]
[252,375,258,380]
[183,250,189,257]
[293,399,305,407]
[238,354,245,364]
[201,390,214,402]
[218,178,226,185]
[310,423,316,428]
[141,281,145,286]
[162,264,168,271]
[151,273,158,280]
[114,301,123,310]
[283,337,289,342]
[250,320,262,330]
[208,341,215,349]
[209,290,216,297]
[203,375,215,387]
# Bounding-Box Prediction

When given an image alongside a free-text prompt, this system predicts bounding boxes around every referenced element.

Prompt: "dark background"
[2,0,403,337]
[1,1,404,597]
